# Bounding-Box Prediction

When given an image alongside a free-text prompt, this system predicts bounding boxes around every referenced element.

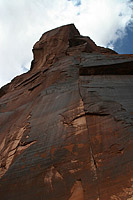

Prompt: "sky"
[0,0,133,88]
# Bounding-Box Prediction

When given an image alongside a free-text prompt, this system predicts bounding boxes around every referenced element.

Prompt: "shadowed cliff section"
[0,24,133,200]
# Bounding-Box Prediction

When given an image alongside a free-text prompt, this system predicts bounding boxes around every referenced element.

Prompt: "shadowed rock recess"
[0,24,133,200]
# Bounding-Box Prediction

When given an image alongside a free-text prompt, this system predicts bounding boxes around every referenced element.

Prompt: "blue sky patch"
[67,0,81,7]
[114,26,133,54]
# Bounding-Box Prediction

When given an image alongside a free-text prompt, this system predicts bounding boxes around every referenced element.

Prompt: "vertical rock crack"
[77,57,101,199]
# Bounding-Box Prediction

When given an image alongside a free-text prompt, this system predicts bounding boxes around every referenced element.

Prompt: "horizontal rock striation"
[0,24,133,200]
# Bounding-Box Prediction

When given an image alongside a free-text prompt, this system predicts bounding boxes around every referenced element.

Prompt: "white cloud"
[0,0,132,87]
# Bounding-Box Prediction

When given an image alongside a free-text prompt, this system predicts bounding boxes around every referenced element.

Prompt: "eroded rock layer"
[0,24,133,200]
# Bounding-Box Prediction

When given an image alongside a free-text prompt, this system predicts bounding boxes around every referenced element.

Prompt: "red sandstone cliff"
[0,24,133,200]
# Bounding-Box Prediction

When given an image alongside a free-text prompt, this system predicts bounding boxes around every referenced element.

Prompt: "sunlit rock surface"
[0,24,133,200]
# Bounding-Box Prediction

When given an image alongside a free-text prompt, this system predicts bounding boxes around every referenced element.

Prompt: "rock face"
[0,24,133,200]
